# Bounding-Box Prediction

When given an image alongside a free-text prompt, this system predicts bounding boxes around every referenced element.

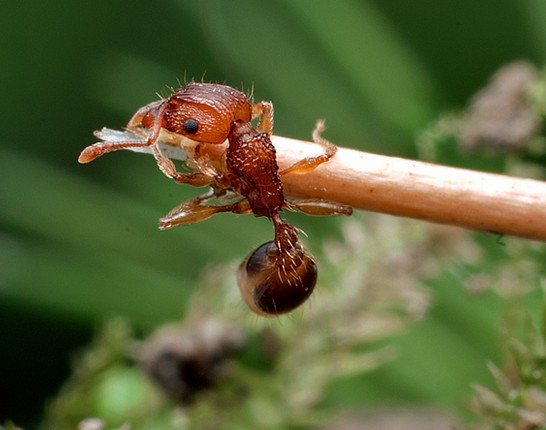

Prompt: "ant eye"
[183,119,199,134]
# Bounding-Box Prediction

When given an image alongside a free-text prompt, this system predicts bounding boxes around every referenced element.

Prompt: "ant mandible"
[79,82,352,316]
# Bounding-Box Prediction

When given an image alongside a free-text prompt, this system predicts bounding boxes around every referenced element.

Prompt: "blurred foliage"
[466,319,546,430]
[2,0,546,428]
[35,215,499,430]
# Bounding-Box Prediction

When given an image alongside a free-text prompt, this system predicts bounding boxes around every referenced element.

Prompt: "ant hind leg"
[159,194,252,229]
[289,199,353,217]
[279,119,337,177]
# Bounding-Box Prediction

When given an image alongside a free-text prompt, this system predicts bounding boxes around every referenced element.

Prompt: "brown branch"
[94,128,546,241]
[272,135,546,242]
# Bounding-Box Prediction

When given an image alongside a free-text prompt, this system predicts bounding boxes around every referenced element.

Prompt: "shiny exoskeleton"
[79,82,352,316]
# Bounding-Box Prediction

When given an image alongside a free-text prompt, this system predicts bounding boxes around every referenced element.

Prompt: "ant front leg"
[149,143,213,188]
[159,193,252,230]
[78,134,155,164]
[279,119,337,176]
[78,100,166,164]
[132,105,214,187]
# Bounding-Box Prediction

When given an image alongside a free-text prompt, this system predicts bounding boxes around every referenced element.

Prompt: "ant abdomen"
[237,241,317,317]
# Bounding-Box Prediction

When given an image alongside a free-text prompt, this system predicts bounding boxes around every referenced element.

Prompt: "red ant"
[79,82,352,316]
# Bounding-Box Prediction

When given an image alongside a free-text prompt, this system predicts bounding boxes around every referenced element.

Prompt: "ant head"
[162,83,253,145]
[237,241,317,317]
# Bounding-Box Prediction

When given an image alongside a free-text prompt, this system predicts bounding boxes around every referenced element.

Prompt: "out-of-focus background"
[2,0,546,428]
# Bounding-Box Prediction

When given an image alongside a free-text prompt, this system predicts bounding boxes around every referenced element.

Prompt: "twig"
[272,135,546,242]
[92,128,546,242]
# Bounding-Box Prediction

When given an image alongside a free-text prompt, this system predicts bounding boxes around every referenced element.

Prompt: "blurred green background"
[2,0,546,426]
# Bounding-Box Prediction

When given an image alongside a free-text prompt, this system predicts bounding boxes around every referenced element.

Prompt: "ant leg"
[131,105,213,187]
[289,199,353,217]
[252,101,274,136]
[192,143,227,181]
[78,137,155,164]
[279,119,337,176]
[127,100,164,128]
[159,195,252,230]
[81,134,212,187]
[280,121,353,216]
[78,100,166,164]
[151,144,213,187]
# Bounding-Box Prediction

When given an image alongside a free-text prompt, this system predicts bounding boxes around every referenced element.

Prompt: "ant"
[79,82,352,316]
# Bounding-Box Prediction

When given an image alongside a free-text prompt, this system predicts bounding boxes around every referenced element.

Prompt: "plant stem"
[272,135,546,242]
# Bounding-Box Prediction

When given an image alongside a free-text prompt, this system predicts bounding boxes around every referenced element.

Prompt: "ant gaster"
[79,82,352,316]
